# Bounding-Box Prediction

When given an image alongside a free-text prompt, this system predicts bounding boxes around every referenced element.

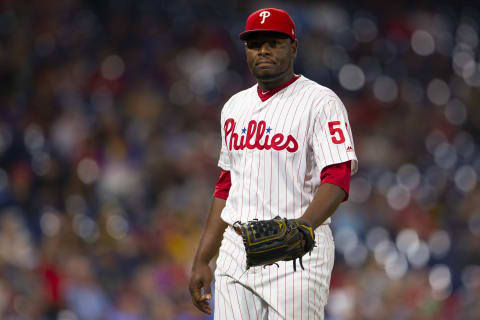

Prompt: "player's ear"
[291,39,298,59]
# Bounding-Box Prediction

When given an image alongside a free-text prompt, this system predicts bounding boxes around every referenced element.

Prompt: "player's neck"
[257,70,296,91]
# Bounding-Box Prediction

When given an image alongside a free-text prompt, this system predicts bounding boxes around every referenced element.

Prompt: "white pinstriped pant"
[214,224,335,320]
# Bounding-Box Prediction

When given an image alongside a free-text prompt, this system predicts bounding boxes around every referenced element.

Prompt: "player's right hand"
[189,262,213,315]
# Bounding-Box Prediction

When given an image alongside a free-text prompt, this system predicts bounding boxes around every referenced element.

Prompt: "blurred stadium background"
[0,0,479,319]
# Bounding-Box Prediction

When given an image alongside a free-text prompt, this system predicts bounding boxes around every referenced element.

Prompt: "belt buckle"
[232,221,242,235]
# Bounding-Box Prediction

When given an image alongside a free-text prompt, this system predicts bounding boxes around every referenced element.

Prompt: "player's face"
[244,32,297,83]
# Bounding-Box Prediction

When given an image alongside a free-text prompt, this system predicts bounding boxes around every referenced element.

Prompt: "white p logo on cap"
[259,11,271,24]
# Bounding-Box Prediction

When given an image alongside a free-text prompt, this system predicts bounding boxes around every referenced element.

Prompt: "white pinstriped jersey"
[217,75,358,226]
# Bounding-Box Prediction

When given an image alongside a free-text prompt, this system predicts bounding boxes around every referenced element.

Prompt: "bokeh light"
[374,240,396,266]
[77,158,100,184]
[338,64,366,91]
[40,210,61,237]
[429,265,452,300]
[427,79,450,105]
[327,288,354,319]
[407,240,431,269]
[72,214,99,242]
[344,242,368,267]
[454,165,477,192]
[366,227,389,251]
[396,228,419,253]
[385,251,408,280]
[428,230,451,258]
[386,185,410,210]
[396,164,421,190]
[373,76,398,103]
[106,213,129,240]
[411,30,435,56]
[353,17,378,43]
[434,142,458,169]
[335,226,359,254]
[101,55,125,80]
[349,176,372,203]
[445,99,467,125]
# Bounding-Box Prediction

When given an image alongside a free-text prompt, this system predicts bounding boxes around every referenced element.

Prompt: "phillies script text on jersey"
[224,118,298,152]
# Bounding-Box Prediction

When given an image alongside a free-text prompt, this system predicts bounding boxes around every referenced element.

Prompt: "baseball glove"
[234,216,315,271]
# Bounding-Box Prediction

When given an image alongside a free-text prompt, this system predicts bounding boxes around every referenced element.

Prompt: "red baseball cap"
[239,8,295,41]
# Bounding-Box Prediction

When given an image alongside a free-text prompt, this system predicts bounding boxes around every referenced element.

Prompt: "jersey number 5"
[328,121,345,144]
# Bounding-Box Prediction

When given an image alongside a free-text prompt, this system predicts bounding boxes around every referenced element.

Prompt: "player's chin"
[254,69,281,80]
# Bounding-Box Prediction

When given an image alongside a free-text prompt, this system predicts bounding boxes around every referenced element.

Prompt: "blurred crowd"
[0,0,479,319]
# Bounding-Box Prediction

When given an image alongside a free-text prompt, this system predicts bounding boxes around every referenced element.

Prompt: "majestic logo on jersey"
[259,11,271,24]
[224,118,298,152]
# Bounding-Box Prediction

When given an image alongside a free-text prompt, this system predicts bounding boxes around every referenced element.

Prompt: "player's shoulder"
[221,84,257,114]
[297,76,340,101]
[298,76,344,112]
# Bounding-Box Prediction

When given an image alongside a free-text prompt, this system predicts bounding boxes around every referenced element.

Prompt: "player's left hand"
[236,217,315,271]
[189,261,213,314]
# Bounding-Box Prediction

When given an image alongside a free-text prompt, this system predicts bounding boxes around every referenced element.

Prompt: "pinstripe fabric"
[215,225,334,319]
[214,75,356,319]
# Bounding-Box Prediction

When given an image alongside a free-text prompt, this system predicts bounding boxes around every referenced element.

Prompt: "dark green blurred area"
[0,0,479,319]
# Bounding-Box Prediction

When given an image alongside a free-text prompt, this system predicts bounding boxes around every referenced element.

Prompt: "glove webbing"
[234,218,314,271]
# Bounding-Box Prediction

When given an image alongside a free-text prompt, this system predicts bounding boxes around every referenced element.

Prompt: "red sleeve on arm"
[320,161,352,201]
[213,170,232,200]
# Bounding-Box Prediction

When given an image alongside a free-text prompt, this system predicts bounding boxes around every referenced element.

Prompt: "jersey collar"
[257,75,300,102]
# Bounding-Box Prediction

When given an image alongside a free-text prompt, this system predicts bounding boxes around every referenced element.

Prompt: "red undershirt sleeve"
[320,161,352,201]
[214,163,350,202]
[213,169,232,200]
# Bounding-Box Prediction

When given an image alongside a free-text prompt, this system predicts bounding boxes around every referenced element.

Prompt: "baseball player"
[189,8,358,319]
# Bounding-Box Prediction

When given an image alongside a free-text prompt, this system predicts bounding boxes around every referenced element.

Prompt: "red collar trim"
[257,75,300,102]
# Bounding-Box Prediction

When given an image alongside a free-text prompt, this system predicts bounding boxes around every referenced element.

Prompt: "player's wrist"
[297,216,316,229]
[192,255,212,269]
